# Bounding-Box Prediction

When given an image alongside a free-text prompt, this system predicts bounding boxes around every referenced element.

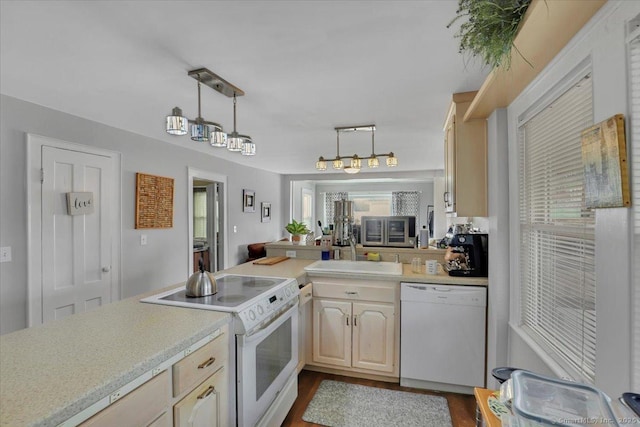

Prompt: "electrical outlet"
[0,247,11,263]
[140,235,147,245]
[233,225,238,233]
[110,389,123,403]
[286,250,296,258]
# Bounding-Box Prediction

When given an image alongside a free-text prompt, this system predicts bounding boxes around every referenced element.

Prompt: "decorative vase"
[291,234,302,245]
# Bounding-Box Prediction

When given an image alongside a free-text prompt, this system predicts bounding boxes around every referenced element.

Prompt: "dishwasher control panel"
[400,283,486,306]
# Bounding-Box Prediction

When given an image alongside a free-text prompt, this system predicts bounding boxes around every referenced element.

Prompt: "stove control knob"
[285,288,291,297]
[249,310,256,321]
[257,305,264,315]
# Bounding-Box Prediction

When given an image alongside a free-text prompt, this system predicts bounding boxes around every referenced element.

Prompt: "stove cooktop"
[141,273,300,334]
[161,275,287,308]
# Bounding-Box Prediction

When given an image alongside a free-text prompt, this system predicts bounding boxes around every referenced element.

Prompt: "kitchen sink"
[304,260,402,276]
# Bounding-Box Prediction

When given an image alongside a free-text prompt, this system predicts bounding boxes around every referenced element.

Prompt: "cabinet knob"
[102,266,111,272]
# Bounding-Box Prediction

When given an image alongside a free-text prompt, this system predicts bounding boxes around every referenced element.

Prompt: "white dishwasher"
[400,283,486,394]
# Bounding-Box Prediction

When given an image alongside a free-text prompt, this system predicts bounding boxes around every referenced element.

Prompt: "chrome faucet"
[349,233,357,261]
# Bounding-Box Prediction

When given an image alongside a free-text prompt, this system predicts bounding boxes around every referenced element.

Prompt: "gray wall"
[0,95,284,335]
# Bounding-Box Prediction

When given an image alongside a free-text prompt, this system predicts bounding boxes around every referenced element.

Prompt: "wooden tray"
[253,256,290,265]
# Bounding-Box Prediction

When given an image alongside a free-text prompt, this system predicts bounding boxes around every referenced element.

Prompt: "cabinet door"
[174,366,228,427]
[312,299,351,367]
[352,302,395,373]
[444,118,456,213]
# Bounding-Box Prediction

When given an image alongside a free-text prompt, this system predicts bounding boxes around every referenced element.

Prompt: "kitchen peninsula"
[0,258,486,426]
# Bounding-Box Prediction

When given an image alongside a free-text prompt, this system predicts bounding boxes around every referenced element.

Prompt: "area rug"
[301,380,453,427]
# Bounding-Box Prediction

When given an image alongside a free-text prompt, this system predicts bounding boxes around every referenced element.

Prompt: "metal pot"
[186,258,217,297]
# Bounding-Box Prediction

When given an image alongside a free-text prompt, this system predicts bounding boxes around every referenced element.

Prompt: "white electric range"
[141,274,300,427]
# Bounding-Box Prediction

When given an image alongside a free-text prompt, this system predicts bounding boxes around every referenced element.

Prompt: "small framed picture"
[243,189,255,212]
[261,202,271,222]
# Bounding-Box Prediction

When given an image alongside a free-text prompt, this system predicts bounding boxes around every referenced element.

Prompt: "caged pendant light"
[165,68,255,155]
[315,125,397,173]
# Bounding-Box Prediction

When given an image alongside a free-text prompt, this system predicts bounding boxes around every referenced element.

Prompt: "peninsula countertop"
[0,288,230,427]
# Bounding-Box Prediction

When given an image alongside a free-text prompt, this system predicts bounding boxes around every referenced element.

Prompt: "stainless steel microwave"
[361,216,416,248]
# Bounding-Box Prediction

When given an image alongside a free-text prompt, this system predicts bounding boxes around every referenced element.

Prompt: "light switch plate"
[140,235,147,245]
[0,247,11,263]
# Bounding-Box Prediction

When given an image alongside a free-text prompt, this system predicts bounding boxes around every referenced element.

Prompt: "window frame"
[510,59,597,383]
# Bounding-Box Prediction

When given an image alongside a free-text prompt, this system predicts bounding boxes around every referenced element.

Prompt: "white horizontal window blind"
[630,34,640,391]
[518,73,596,382]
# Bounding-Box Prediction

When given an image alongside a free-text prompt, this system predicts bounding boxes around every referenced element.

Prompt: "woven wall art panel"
[135,172,174,229]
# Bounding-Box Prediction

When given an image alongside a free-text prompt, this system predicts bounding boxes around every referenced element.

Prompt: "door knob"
[102,266,111,272]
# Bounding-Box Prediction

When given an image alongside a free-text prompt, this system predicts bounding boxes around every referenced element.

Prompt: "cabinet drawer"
[313,280,395,303]
[173,325,228,397]
[299,283,313,306]
[80,370,169,427]
[174,366,228,427]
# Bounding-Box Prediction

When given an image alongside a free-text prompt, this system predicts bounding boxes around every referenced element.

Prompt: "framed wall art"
[261,202,271,222]
[581,114,630,208]
[135,172,174,229]
[243,189,256,212]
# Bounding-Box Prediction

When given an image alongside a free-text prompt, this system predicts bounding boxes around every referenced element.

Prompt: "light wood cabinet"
[313,299,352,367]
[172,329,227,397]
[79,371,170,427]
[173,366,228,427]
[444,91,487,217]
[74,323,230,427]
[352,302,394,372]
[310,278,398,377]
[297,283,313,372]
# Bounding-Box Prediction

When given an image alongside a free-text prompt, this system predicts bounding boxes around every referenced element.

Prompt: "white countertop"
[0,288,230,427]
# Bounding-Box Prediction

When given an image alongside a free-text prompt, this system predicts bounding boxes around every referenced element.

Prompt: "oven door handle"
[240,301,298,346]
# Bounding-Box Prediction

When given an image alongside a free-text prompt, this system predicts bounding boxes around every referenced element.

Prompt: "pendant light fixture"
[166,107,188,135]
[227,93,254,155]
[165,68,255,155]
[315,125,397,173]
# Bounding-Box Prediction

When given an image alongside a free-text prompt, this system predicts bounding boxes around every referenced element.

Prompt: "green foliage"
[285,219,310,235]
[448,0,532,70]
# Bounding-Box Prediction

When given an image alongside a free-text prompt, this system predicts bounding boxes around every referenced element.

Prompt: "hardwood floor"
[282,370,478,427]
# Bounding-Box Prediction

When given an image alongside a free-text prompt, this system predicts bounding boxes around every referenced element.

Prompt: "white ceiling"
[0,1,489,175]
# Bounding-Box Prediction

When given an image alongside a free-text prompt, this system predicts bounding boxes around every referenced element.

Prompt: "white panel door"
[41,146,113,322]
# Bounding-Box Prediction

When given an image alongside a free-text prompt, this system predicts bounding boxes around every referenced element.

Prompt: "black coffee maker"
[446,233,488,277]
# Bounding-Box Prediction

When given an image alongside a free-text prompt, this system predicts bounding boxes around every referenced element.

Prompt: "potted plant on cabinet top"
[285,219,310,245]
